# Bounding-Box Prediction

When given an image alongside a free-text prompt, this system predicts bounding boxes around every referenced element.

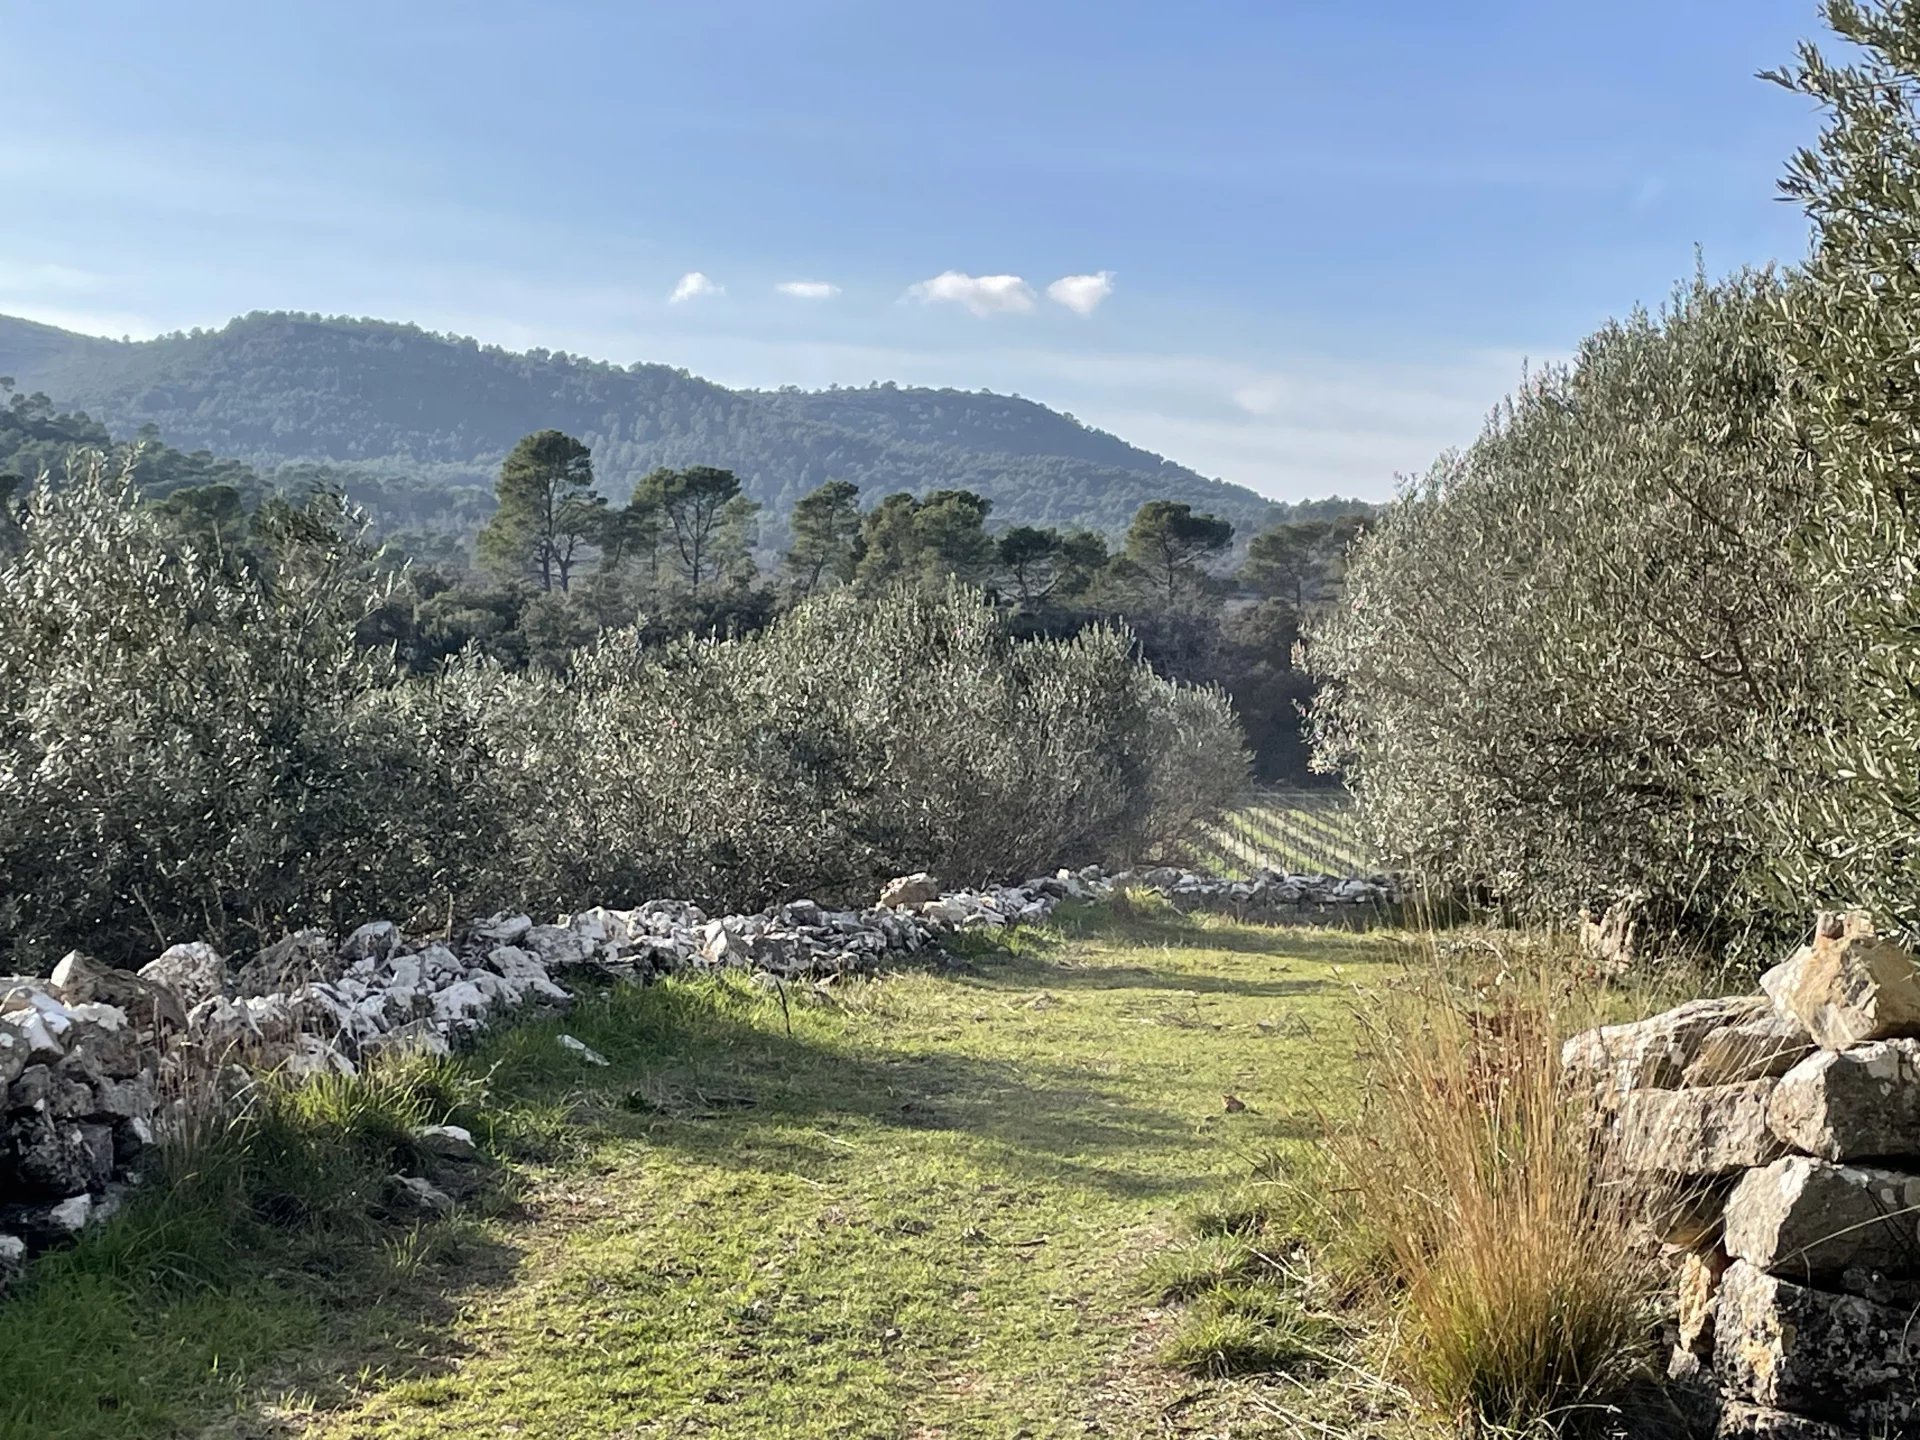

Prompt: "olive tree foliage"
[0,465,1242,968]
[493,580,1246,910]
[0,459,515,966]
[1766,0,1920,933]
[1306,271,1826,941]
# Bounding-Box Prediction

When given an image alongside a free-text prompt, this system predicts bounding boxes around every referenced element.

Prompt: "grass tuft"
[1139,1233,1277,1301]
[1326,950,1663,1436]
[1157,1282,1329,1376]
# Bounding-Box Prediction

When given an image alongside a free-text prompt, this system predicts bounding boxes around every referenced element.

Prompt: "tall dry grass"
[1327,943,1673,1436]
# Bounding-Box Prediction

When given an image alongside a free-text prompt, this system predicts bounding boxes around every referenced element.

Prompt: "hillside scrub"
[1306,270,1828,948]
[0,465,1242,970]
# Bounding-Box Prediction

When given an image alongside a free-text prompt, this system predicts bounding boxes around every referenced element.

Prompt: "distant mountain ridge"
[0,311,1304,536]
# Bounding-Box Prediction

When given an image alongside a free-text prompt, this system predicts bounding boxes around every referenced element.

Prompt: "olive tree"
[1766,0,1920,933]
[1307,271,1824,945]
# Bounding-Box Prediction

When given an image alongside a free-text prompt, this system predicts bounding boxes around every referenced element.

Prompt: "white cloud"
[775,280,840,300]
[0,260,104,295]
[668,271,723,304]
[905,271,1036,317]
[1232,383,1285,416]
[1045,271,1115,316]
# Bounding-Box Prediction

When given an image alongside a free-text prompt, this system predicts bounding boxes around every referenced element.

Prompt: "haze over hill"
[0,311,1324,536]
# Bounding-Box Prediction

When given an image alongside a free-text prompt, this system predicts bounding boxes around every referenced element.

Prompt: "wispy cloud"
[668,271,723,304]
[0,260,104,295]
[905,271,1036,316]
[775,280,840,300]
[1045,271,1114,315]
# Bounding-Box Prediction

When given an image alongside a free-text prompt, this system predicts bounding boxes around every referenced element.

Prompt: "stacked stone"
[0,951,180,1269]
[0,866,1111,1279]
[1565,912,1920,1438]
[1109,865,1399,921]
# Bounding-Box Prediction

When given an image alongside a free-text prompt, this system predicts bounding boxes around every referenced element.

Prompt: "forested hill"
[0,311,1290,534]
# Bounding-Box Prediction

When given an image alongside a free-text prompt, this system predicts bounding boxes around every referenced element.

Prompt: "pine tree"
[476,430,604,592]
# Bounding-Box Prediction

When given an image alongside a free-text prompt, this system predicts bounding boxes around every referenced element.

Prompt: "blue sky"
[3,1,1822,500]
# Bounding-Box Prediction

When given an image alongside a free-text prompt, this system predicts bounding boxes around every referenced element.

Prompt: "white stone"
[47,1194,91,1233]
[475,913,533,943]
[432,981,490,1026]
[280,1035,356,1079]
[413,1124,478,1161]
[138,942,227,1008]
[341,921,401,961]
[386,1173,454,1218]
[1,1008,64,1062]
[558,1033,609,1066]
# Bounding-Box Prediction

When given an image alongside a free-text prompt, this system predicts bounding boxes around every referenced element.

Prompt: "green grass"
[1179,787,1376,878]
[0,903,1405,1440]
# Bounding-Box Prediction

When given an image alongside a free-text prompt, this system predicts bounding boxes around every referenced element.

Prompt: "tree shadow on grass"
[0,1164,529,1440]
[2,914,1356,1439]
[532,976,1326,1207]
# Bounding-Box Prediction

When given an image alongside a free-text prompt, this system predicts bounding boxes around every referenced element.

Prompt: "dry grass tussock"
[1318,933,1693,1437]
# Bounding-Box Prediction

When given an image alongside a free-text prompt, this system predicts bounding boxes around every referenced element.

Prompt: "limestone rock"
[918,897,969,927]
[1767,1040,1920,1161]
[558,1033,608,1066]
[340,921,401,962]
[8,1063,52,1112]
[474,913,533,944]
[235,930,337,997]
[1563,997,1769,1098]
[1761,912,1920,1051]
[50,951,185,1031]
[45,1193,91,1235]
[0,1234,23,1293]
[413,1124,478,1162]
[75,1122,114,1191]
[62,1013,142,1082]
[1725,1156,1920,1286]
[1686,1012,1816,1088]
[1714,1403,1848,1439]
[89,1073,156,1121]
[0,1026,25,1089]
[0,1112,97,1198]
[880,873,940,908]
[360,1020,451,1060]
[44,1064,95,1120]
[138,942,227,1009]
[1713,1260,1916,1417]
[1617,1082,1787,1176]
[0,1004,63,1064]
[384,1174,453,1219]
[521,926,592,968]
[1678,1248,1730,1355]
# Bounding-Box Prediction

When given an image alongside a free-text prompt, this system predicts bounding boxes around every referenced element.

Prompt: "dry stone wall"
[1109,865,1400,920]
[1566,912,1920,1438]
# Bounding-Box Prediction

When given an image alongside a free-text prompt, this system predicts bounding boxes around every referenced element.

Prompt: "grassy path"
[2,905,1403,1440]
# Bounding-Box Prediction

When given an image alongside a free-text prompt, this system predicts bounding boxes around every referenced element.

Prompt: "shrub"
[0,469,1242,968]
[1306,270,1826,950]
[0,461,513,967]
[485,578,1244,910]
